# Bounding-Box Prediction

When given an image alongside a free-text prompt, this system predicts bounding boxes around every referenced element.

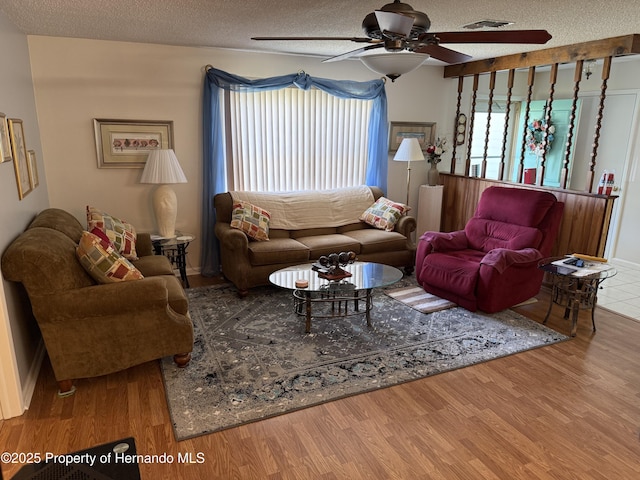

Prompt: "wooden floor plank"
[1,278,640,479]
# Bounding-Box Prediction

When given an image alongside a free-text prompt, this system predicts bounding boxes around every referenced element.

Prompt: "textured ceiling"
[1,0,640,65]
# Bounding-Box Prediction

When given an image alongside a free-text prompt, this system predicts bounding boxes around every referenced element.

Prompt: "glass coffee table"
[269,261,403,333]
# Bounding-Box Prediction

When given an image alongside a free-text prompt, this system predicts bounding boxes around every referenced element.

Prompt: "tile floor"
[596,260,640,321]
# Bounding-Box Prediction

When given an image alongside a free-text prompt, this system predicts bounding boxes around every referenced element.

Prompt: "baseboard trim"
[186,266,201,276]
[22,339,46,412]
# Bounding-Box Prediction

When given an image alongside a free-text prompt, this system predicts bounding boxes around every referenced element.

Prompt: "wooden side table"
[538,257,617,337]
[151,233,194,288]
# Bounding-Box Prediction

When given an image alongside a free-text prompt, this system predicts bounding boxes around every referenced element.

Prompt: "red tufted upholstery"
[415,186,564,313]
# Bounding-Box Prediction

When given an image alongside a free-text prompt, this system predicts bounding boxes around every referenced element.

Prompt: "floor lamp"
[393,137,425,206]
[140,149,187,238]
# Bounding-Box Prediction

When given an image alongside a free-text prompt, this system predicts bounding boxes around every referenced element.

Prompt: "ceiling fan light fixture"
[362,1,431,40]
[360,52,429,82]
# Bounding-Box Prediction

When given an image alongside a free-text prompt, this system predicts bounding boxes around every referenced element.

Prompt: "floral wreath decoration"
[526,118,555,156]
[426,137,447,164]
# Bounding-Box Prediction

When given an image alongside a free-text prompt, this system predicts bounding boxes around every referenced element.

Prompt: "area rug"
[386,285,456,313]
[161,279,568,440]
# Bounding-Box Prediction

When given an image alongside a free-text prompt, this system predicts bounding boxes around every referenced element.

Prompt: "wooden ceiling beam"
[443,34,640,78]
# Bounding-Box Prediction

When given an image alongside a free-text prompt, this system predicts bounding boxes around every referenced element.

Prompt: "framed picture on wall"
[0,113,13,163]
[8,118,32,199]
[389,121,436,153]
[94,119,174,168]
[28,149,39,188]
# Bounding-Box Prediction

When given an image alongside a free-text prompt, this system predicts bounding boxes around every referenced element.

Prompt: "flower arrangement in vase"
[426,137,447,164]
[425,137,447,185]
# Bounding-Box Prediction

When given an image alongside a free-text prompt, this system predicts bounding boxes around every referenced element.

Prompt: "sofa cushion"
[248,238,309,266]
[421,249,485,303]
[86,206,138,260]
[475,186,557,227]
[290,227,338,238]
[360,197,409,231]
[230,201,271,241]
[343,229,407,254]
[1,227,95,295]
[131,254,175,277]
[27,208,85,244]
[295,234,361,258]
[76,231,144,283]
[465,218,543,253]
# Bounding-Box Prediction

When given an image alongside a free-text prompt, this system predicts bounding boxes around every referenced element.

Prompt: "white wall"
[540,60,640,263]
[26,36,454,271]
[0,11,49,418]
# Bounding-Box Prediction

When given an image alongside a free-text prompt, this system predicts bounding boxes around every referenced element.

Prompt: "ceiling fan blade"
[413,44,472,64]
[374,11,413,37]
[322,44,384,63]
[252,36,377,44]
[425,30,552,44]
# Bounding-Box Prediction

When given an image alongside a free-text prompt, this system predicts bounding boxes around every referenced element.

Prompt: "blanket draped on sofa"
[230,186,375,230]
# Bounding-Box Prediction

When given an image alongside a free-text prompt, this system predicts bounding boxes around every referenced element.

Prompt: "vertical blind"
[228,87,372,191]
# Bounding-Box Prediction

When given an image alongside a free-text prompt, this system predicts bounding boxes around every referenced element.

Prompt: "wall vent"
[462,20,514,29]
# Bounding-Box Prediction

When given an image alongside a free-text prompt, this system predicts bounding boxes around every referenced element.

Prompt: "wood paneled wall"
[440,174,617,257]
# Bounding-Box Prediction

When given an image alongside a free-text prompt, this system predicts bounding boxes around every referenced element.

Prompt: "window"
[227,87,373,191]
[469,100,520,180]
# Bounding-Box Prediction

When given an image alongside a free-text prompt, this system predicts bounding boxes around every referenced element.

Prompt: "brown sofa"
[214,186,416,295]
[1,208,194,396]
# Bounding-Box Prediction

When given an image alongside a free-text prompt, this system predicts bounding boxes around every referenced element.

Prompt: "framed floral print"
[0,113,12,163]
[94,119,174,168]
[8,118,32,199]
[28,149,39,188]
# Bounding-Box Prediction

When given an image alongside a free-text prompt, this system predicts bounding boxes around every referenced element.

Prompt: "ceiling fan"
[252,0,552,80]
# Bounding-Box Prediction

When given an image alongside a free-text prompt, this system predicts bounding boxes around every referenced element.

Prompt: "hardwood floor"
[1,276,639,479]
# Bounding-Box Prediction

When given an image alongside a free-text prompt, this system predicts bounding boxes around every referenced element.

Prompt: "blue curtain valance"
[201,66,389,276]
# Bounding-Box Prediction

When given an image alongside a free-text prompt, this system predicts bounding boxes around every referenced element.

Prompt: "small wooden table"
[539,257,617,337]
[269,262,403,333]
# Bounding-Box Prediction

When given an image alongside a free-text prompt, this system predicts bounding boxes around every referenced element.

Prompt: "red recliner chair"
[415,186,564,312]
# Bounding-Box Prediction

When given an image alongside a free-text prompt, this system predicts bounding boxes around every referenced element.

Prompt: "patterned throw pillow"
[87,206,138,260]
[359,197,410,232]
[76,231,144,283]
[230,201,271,241]
[89,226,113,247]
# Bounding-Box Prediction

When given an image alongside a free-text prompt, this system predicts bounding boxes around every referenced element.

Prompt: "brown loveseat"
[214,186,416,295]
[1,208,193,396]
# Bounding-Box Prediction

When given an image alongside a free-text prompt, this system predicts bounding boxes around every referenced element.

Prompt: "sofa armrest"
[394,215,417,239]
[215,222,249,253]
[418,230,469,254]
[32,276,173,323]
[136,232,154,257]
[480,247,542,274]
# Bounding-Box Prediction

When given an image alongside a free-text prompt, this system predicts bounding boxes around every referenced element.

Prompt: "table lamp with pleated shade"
[140,149,187,238]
